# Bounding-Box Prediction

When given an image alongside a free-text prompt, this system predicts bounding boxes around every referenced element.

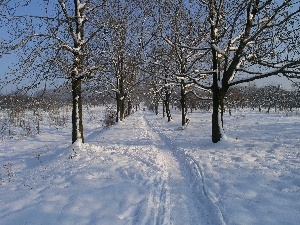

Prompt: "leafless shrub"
[103,109,116,127]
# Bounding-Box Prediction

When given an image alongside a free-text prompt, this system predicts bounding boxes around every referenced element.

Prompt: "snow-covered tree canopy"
[201,0,299,88]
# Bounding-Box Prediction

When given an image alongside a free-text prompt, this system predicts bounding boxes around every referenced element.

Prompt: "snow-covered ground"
[0,107,299,225]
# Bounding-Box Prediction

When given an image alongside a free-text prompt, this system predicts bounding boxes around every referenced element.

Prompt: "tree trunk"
[180,83,187,126]
[212,82,228,143]
[162,100,165,117]
[212,85,222,143]
[116,74,126,121]
[127,99,132,116]
[165,90,171,122]
[119,74,126,121]
[72,78,84,144]
[154,103,159,115]
[116,91,120,122]
[120,96,125,120]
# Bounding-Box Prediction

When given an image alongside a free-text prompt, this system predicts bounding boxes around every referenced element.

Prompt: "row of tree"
[146,83,300,115]
[225,84,300,112]
[1,0,299,143]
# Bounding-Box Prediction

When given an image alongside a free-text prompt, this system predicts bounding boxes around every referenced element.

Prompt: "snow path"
[85,110,224,224]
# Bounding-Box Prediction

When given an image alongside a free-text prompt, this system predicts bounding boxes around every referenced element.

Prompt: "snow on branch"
[230,32,244,44]
[211,44,226,57]
[78,2,86,11]
[161,36,175,47]
[175,43,211,51]
[231,60,300,86]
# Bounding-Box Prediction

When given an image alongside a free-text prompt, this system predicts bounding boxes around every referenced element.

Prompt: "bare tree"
[194,0,300,142]
[151,0,210,126]
[0,0,33,77]
[101,0,151,122]
[1,0,106,143]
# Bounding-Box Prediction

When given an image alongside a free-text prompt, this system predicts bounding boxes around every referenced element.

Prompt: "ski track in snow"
[83,112,174,224]
[113,116,172,225]
[142,112,225,225]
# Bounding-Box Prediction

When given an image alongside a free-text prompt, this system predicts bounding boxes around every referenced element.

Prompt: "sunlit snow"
[0,107,299,225]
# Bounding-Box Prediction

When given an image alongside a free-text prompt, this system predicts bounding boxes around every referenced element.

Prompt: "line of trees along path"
[1,0,299,143]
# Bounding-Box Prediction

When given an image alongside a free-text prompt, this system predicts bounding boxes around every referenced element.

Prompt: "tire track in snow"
[143,112,226,225]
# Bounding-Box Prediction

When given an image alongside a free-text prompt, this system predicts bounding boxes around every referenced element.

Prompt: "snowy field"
[0,107,299,225]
